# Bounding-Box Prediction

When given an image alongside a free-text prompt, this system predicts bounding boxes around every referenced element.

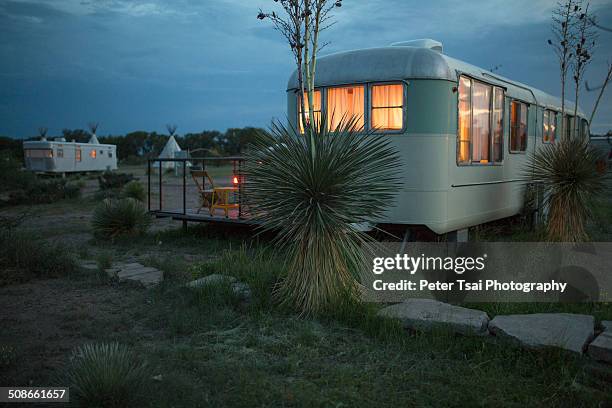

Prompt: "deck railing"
[147,156,246,221]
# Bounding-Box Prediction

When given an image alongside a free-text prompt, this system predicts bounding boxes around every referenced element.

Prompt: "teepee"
[88,122,100,144]
[158,135,182,167]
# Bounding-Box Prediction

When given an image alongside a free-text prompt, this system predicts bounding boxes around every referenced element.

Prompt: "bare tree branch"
[589,61,612,125]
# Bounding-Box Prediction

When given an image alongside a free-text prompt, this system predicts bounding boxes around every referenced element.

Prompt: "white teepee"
[157,135,182,169]
[88,134,100,144]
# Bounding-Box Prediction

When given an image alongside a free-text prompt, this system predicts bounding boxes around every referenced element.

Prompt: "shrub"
[6,178,81,205]
[243,117,401,315]
[64,343,149,408]
[525,137,607,241]
[120,155,147,166]
[98,171,134,190]
[91,198,151,239]
[120,181,145,202]
[0,345,17,370]
[0,152,37,192]
[0,229,78,285]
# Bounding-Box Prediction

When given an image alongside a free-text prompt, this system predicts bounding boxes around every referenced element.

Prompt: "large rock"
[377,299,489,336]
[187,274,236,288]
[488,313,594,354]
[601,320,612,332]
[588,331,612,364]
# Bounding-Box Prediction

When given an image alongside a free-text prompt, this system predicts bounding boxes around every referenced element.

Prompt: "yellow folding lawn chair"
[190,169,217,214]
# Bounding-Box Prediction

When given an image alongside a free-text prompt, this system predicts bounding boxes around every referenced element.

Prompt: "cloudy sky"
[1,0,612,138]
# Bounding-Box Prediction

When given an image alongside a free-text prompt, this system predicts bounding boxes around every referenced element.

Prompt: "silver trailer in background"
[23,137,118,173]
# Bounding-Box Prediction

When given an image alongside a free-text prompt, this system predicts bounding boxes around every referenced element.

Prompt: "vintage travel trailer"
[23,136,118,173]
[287,39,589,236]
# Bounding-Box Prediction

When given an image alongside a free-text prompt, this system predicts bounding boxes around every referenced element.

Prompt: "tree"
[589,61,612,126]
[258,0,342,155]
[549,0,580,139]
[571,2,596,134]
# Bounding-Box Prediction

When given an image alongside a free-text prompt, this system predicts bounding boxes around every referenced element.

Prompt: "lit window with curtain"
[543,110,556,143]
[471,81,491,163]
[457,76,504,164]
[297,90,322,133]
[510,101,528,152]
[457,76,471,164]
[371,84,403,130]
[492,87,504,163]
[327,85,365,131]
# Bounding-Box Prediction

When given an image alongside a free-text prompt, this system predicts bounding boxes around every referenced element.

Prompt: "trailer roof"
[287,45,585,117]
[23,140,116,148]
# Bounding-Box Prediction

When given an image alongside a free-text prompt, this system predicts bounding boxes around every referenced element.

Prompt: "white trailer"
[23,138,118,173]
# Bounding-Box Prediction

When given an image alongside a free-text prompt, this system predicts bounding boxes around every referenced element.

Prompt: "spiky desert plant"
[63,343,148,408]
[243,117,401,315]
[120,180,146,202]
[91,198,151,239]
[525,137,607,241]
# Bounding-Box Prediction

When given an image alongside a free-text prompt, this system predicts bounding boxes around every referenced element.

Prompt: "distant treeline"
[0,127,267,162]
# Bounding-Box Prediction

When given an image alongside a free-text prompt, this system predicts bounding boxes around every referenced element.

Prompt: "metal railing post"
[158,160,162,211]
[147,159,151,211]
[182,159,187,229]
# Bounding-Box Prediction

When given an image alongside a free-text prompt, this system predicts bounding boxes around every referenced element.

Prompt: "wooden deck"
[151,209,260,226]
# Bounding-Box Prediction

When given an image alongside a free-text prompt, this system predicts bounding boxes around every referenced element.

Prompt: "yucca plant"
[120,180,146,202]
[91,198,151,239]
[63,343,149,408]
[524,137,607,241]
[243,117,401,316]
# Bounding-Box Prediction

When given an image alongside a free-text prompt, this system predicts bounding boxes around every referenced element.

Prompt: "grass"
[0,228,78,286]
[140,283,609,407]
[63,343,149,408]
[1,169,611,406]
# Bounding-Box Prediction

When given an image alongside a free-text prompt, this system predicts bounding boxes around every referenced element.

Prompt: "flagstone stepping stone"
[377,299,490,336]
[78,261,99,272]
[187,274,236,288]
[488,313,594,354]
[588,331,612,364]
[105,262,163,287]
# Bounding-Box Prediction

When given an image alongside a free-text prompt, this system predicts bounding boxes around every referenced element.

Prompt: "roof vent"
[390,39,443,53]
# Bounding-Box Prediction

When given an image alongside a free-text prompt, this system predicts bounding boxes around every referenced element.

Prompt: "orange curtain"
[327,86,364,131]
[471,82,491,163]
[458,77,471,163]
[371,84,403,130]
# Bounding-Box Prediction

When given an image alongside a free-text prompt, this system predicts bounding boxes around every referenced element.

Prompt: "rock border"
[377,299,610,360]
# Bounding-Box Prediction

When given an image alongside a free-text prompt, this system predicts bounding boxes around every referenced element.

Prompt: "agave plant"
[243,117,401,315]
[525,137,607,241]
[91,198,151,239]
[64,343,148,408]
[120,180,146,202]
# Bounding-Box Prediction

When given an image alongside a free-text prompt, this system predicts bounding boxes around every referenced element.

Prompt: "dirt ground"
[0,277,153,386]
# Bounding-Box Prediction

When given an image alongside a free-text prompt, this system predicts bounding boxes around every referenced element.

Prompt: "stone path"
[488,313,594,354]
[105,262,163,287]
[377,299,489,336]
[377,300,612,357]
[588,321,612,364]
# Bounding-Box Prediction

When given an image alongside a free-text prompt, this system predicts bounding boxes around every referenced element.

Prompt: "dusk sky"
[1,0,612,138]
